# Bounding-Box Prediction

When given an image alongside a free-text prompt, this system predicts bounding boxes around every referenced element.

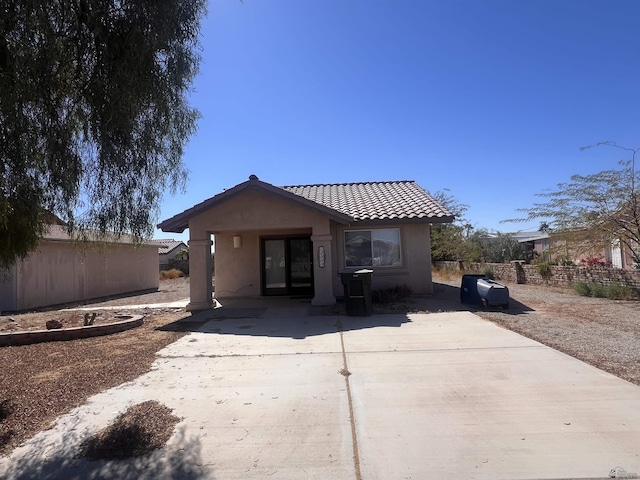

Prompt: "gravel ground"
[431,274,640,387]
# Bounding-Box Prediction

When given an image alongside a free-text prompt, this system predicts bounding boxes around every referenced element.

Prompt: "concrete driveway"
[2,308,640,480]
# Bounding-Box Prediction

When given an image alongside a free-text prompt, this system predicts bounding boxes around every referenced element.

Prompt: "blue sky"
[155,0,640,242]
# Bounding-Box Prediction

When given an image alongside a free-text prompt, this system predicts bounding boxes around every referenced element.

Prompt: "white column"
[310,233,336,306]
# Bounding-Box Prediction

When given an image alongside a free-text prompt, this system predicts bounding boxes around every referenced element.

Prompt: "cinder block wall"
[434,261,640,289]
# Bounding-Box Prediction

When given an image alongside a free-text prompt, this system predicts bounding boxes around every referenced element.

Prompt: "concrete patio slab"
[344,312,640,480]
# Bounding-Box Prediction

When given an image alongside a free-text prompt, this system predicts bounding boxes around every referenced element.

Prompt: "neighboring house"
[604,238,637,269]
[514,231,638,269]
[0,225,159,311]
[513,231,551,262]
[158,175,454,310]
[149,239,188,268]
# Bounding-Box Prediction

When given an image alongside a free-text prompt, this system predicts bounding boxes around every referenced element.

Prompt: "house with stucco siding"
[158,175,454,311]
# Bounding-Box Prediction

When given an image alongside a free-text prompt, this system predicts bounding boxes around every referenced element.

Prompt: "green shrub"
[556,256,575,266]
[573,282,639,300]
[605,283,639,300]
[573,282,591,296]
[537,261,552,277]
[590,283,607,298]
[480,266,495,280]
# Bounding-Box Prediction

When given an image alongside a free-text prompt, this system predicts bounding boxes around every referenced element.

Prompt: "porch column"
[310,234,336,306]
[187,237,213,311]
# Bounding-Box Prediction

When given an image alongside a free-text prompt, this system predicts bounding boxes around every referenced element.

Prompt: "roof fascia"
[157,178,353,233]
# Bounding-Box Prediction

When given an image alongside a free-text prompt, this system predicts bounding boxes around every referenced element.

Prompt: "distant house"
[513,231,551,262]
[0,225,159,312]
[158,175,454,310]
[514,230,637,269]
[149,239,188,269]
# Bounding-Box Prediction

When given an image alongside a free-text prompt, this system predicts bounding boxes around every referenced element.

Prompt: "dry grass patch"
[159,269,184,280]
[80,401,181,460]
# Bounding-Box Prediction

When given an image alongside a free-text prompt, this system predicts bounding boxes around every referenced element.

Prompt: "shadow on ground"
[158,282,533,338]
[1,423,211,480]
[423,282,534,315]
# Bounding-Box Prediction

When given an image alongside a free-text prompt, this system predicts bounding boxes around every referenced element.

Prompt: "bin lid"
[340,268,374,274]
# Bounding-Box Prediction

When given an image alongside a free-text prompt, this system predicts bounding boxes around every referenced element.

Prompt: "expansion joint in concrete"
[336,317,362,480]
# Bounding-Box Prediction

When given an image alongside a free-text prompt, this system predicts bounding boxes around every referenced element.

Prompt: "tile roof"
[158,176,454,233]
[282,181,453,222]
[148,239,187,255]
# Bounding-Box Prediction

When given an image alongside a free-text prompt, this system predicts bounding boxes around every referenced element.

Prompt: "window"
[344,229,401,267]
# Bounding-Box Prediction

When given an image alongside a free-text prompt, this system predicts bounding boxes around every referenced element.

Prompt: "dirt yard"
[0,278,190,456]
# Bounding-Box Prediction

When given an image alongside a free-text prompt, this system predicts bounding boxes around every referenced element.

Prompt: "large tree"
[0,0,206,270]
[510,142,640,266]
[430,189,478,262]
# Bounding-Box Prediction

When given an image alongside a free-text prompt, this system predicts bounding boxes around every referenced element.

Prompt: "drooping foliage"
[0,0,206,269]
[508,142,640,266]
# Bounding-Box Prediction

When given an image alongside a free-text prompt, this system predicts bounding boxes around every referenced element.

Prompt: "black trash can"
[460,274,485,304]
[340,269,374,316]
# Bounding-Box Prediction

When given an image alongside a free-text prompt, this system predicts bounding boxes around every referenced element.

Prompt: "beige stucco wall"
[185,188,435,307]
[187,189,335,307]
[214,228,311,298]
[189,189,332,238]
[3,241,159,311]
[331,222,433,296]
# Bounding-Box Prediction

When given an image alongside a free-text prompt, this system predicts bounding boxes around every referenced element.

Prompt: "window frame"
[343,228,402,269]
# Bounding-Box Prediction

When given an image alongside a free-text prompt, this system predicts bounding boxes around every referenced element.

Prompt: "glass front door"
[262,237,313,296]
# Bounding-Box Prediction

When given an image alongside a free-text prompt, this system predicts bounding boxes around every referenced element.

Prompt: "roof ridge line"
[281,180,415,188]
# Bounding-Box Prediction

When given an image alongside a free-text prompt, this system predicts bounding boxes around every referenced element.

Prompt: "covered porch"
[158,176,351,311]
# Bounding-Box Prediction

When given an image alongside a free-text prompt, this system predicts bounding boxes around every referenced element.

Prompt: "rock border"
[0,315,144,347]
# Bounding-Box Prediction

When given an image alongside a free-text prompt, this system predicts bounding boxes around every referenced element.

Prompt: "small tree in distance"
[505,142,640,266]
[430,189,479,262]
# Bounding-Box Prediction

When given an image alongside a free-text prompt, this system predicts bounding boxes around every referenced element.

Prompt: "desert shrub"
[159,268,184,280]
[590,283,607,298]
[573,282,591,296]
[432,266,461,281]
[537,261,552,277]
[604,284,639,300]
[372,284,412,304]
[81,401,180,460]
[555,256,575,266]
[573,282,638,300]
[480,266,495,280]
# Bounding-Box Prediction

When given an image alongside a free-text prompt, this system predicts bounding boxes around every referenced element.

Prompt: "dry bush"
[159,269,184,280]
[432,267,462,282]
[80,401,181,460]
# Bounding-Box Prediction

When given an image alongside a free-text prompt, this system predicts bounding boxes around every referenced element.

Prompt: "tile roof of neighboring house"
[158,176,454,233]
[511,231,550,243]
[283,181,453,222]
[148,239,187,255]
